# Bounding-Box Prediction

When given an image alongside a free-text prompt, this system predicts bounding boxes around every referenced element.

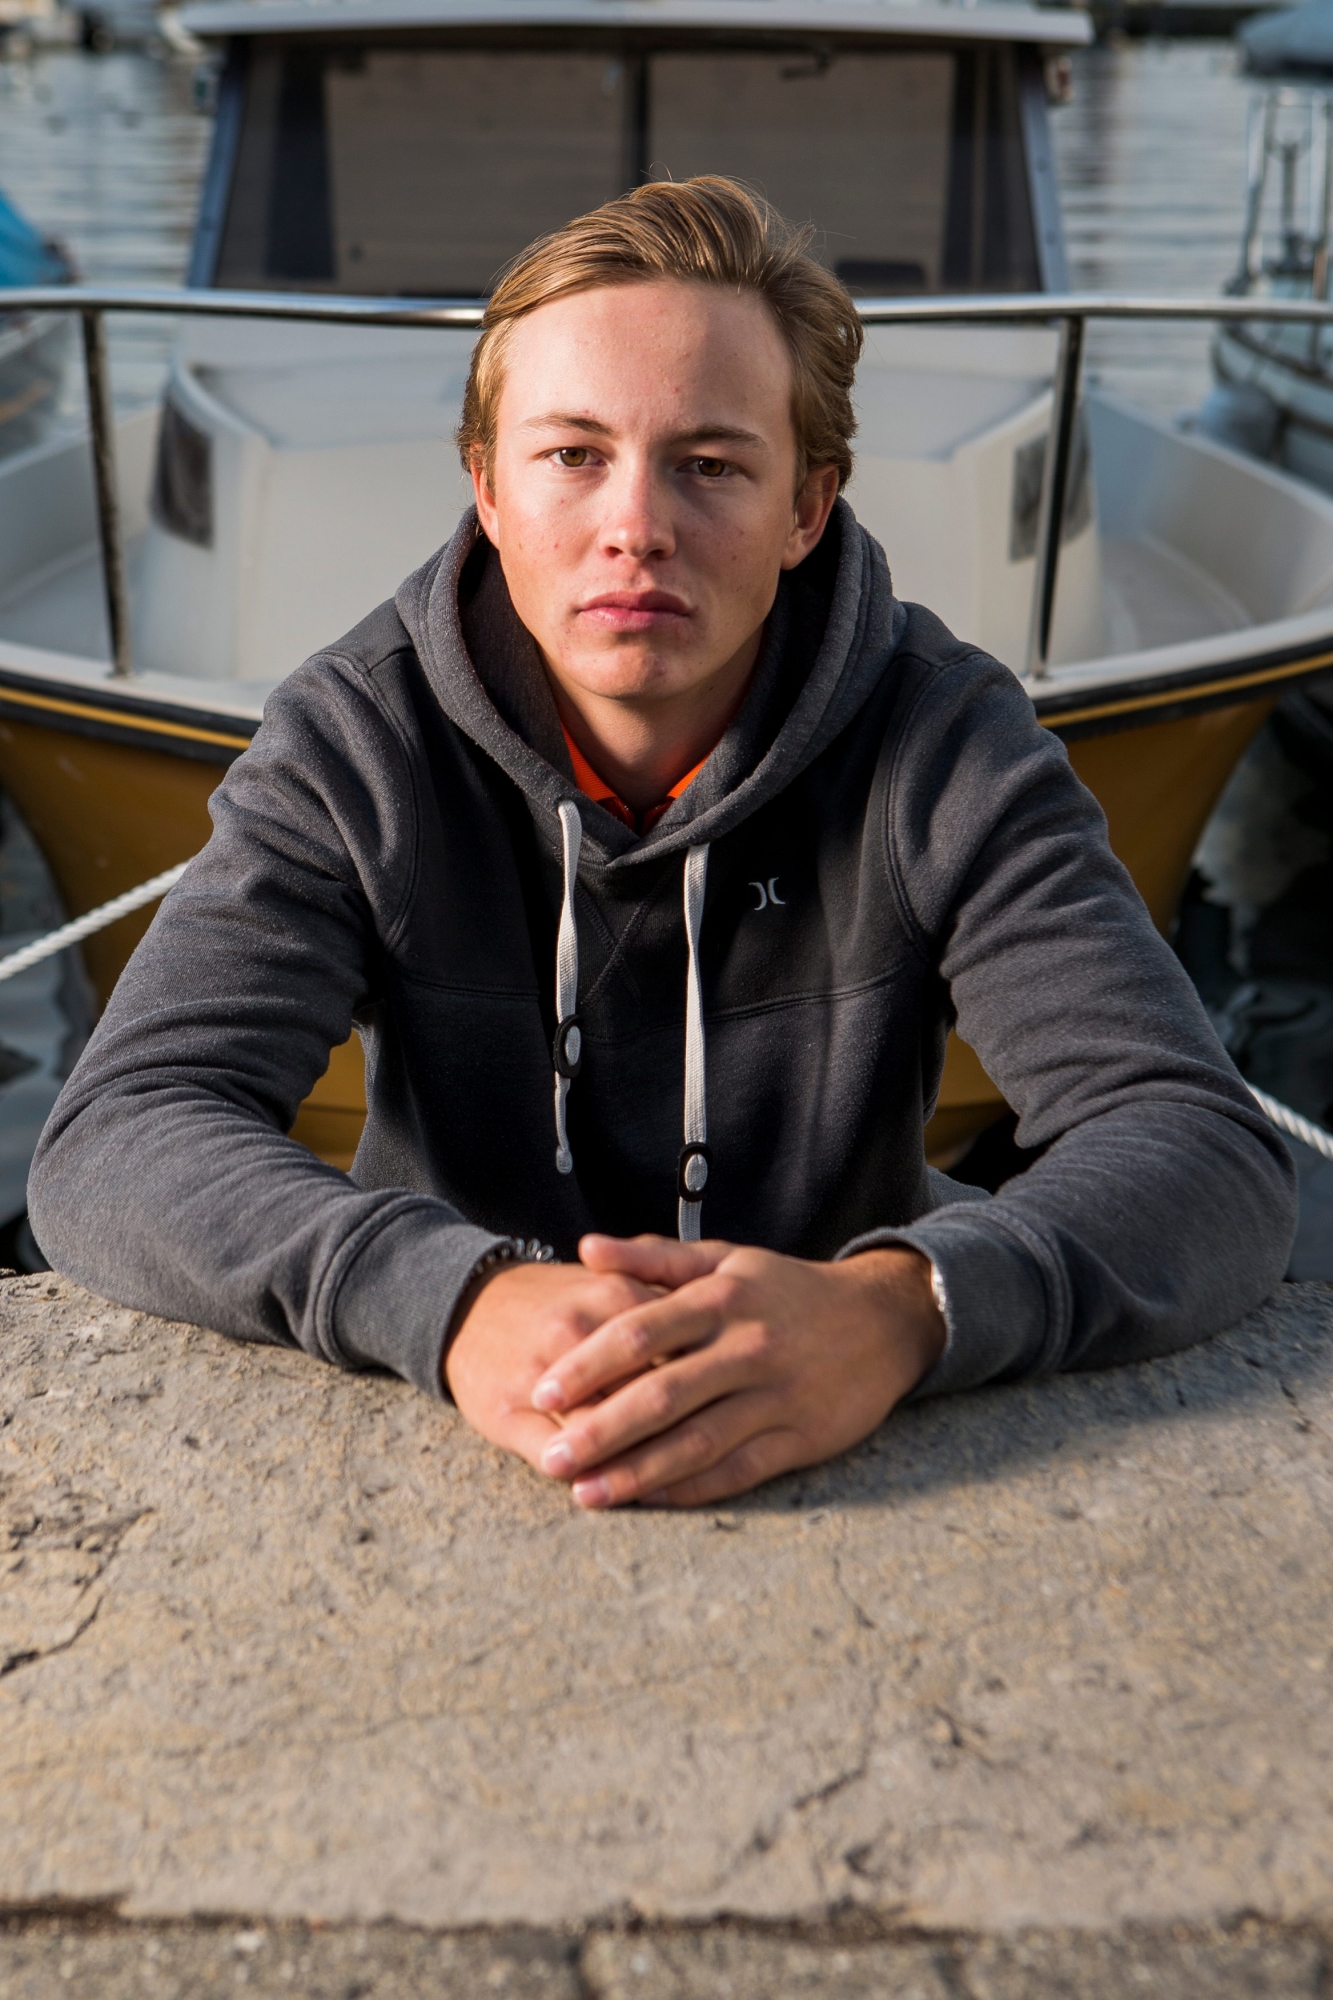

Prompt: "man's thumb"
[578,1232,730,1287]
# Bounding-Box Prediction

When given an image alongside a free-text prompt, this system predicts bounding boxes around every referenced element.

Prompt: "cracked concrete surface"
[2,1274,1333,1947]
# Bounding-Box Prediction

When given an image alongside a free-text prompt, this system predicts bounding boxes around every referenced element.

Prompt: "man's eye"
[555,447,591,468]
[689,457,728,478]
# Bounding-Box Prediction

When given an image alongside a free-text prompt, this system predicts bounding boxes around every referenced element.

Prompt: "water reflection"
[0,48,209,416]
[1053,38,1252,414]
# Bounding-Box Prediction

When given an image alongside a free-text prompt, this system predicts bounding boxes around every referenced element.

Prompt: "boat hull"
[0,651,1310,1175]
[930,692,1275,1157]
[0,695,365,1169]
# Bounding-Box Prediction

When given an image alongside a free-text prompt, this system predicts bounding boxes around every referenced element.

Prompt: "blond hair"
[457,177,862,491]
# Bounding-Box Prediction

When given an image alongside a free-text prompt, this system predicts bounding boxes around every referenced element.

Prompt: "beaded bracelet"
[441,1236,558,1395]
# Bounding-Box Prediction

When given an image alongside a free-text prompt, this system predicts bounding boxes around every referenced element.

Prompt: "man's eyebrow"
[667,425,769,450]
[517,412,617,436]
[517,412,769,449]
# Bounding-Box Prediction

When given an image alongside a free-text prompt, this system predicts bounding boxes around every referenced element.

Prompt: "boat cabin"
[188,1,1072,300]
[109,0,1091,686]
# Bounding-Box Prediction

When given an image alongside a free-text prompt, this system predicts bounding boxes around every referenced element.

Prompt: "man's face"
[472,280,839,717]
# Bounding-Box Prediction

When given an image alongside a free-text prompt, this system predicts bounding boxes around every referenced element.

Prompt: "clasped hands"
[444,1232,947,1508]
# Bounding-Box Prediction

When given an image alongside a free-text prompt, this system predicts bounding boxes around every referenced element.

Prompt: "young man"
[30,179,1295,1510]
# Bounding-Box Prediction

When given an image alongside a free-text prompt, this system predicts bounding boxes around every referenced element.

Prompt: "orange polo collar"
[561,723,710,836]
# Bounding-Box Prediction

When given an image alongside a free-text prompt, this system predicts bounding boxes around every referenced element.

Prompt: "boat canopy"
[181,0,1091,49]
[1241,0,1333,77]
[0,189,66,290]
[189,2,1074,297]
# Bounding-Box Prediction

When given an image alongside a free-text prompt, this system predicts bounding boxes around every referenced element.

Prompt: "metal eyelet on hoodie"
[550,799,712,1241]
[552,1013,583,1078]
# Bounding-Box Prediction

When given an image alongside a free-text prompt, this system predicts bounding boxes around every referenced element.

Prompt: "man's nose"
[599,460,675,562]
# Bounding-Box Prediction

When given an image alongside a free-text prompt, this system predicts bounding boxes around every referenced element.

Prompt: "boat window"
[648,53,953,293]
[212,39,1040,297]
[327,52,626,296]
[1009,414,1092,562]
[152,396,214,548]
[217,45,625,294]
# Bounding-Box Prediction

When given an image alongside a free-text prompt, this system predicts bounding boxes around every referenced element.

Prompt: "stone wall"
[3,1274,1333,1994]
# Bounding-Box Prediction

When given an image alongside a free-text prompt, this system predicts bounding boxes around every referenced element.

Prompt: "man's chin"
[545,644,707,706]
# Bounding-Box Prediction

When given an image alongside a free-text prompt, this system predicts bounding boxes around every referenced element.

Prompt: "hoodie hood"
[394,496,908,868]
[395,494,910,1227]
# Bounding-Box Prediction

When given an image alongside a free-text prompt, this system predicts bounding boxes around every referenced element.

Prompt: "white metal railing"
[8,283,1333,685]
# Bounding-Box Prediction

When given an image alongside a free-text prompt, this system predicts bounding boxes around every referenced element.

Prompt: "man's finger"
[489,1407,567,1474]
[639,1429,806,1508]
[556,1390,777,1507]
[532,1273,663,1354]
[579,1232,732,1290]
[539,1337,761,1476]
[532,1277,734,1413]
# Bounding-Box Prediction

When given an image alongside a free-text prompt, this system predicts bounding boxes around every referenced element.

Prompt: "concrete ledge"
[1,1914,1332,1999]
[3,1274,1333,1962]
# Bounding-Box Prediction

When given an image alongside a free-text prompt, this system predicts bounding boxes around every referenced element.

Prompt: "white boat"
[1200,1,1333,499]
[5,0,1333,1174]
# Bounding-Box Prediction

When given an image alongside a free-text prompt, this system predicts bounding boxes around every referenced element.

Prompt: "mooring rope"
[0,858,1332,1171]
[1246,1085,1333,1165]
[0,862,190,988]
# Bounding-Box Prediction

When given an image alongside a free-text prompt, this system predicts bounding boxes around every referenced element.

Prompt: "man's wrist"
[843,1245,948,1392]
[443,1237,556,1394]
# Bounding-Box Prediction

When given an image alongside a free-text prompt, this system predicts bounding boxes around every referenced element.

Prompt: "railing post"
[1311,99,1333,366]
[80,307,132,679]
[1240,93,1277,289]
[1025,312,1084,682]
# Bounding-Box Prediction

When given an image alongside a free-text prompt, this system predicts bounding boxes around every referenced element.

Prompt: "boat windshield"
[213,37,1040,297]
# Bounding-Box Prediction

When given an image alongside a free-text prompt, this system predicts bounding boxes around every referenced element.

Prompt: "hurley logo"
[749,879,786,912]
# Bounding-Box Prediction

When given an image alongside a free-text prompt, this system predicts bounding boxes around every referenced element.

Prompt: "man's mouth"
[577,591,692,633]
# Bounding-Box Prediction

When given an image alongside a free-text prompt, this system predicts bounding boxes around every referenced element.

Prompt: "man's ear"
[781,465,841,571]
[471,453,500,546]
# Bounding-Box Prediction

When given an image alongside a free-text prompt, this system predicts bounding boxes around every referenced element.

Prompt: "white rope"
[0,861,190,987]
[1249,1084,1333,1165]
[552,799,582,1176]
[678,842,710,1243]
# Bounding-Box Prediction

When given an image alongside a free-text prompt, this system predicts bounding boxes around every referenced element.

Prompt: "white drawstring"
[549,802,711,1228]
[678,843,710,1241]
[552,799,582,1175]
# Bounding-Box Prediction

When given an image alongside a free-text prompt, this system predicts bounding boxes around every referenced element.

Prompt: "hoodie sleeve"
[838,640,1298,1397]
[27,653,511,1399]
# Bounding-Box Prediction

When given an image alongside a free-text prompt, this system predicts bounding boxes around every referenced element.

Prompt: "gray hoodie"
[28,501,1297,1401]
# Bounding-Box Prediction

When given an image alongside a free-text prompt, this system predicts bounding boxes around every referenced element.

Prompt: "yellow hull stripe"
[0,681,254,751]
